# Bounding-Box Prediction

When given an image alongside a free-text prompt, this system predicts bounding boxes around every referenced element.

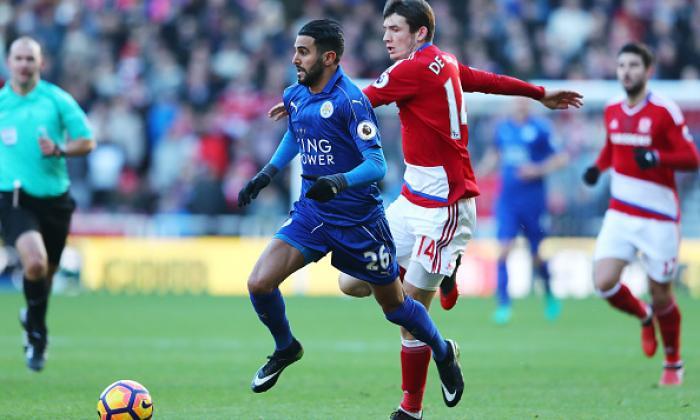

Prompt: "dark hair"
[618,42,654,68]
[298,19,344,63]
[383,0,435,42]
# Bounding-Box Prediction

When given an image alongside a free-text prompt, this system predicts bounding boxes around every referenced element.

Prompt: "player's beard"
[624,79,645,98]
[297,57,324,87]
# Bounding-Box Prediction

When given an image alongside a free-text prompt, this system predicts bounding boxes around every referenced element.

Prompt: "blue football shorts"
[274,205,399,285]
[496,198,547,253]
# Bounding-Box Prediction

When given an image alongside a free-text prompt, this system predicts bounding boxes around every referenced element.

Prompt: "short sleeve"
[362,60,420,107]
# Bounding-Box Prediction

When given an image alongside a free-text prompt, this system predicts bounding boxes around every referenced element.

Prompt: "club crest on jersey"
[320,101,334,118]
[373,72,389,88]
[609,119,619,130]
[357,120,377,141]
[638,117,652,133]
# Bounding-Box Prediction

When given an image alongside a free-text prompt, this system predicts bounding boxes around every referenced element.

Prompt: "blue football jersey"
[283,66,384,226]
[495,116,554,203]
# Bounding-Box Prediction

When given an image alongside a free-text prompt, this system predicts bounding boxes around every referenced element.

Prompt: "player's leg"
[1,193,51,372]
[370,279,463,408]
[248,211,327,393]
[648,278,683,386]
[638,220,682,385]
[16,231,50,371]
[248,238,310,393]
[522,207,560,321]
[330,212,463,408]
[593,212,657,357]
[392,264,442,418]
[593,211,651,320]
[390,198,472,415]
[494,198,517,324]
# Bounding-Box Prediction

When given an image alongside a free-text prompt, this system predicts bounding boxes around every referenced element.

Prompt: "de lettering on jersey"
[295,127,335,166]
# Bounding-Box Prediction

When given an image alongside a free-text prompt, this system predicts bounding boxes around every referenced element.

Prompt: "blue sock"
[249,289,293,351]
[538,261,552,296]
[385,295,449,361]
[497,259,510,307]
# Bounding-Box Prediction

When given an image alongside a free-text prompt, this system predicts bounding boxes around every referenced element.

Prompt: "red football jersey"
[595,92,700,221]
[363,43,544,207]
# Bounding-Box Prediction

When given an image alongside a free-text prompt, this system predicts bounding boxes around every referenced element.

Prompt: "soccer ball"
[97,380,154,420]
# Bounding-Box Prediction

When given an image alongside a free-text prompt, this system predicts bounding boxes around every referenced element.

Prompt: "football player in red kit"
[583,42,699,387]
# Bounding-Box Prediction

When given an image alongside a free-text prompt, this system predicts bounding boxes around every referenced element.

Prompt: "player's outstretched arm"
[539,89,584,110]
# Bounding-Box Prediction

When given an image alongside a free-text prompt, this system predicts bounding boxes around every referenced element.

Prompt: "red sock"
[603,283,648,319]
[400,341,431,414]
[655,300,681,364]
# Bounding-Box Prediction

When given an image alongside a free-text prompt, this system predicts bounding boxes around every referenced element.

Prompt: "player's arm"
[459,64,583,110]
[40,91,95,157]
[633,117,700,171]
[519,124,568,180]
[520,152,568,180]
[238,130,298,207]
[362,61,420,108]
[305,147,387,202]
[583,134,612,186]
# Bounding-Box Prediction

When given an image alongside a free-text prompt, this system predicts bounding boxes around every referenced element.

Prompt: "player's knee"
[247,270,275,295]
[592,266,618,293]
[649,281,673,308]
[23,257,48,280]
[338,274,371,297]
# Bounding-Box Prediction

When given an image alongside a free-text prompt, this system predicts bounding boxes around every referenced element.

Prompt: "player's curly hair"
[618,42,655,69]
[383,0,435,43]
[298,19,344,64]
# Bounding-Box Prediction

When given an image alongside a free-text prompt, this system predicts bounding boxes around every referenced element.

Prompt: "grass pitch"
[0,293,697,419]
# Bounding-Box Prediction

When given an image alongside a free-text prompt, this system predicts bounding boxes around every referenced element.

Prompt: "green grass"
[0,293,697,419]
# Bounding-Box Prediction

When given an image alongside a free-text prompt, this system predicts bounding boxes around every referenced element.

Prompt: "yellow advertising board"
[72,237,342,296]
[71,237,700,297]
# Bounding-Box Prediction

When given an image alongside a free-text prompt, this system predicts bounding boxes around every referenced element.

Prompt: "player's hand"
[582,166,600,186]
[633,147,659,169]
[539,90,584,110]
[517,164,543,180]
[305,174,348,202]
[238,173,272,207]
[268,102,288,121]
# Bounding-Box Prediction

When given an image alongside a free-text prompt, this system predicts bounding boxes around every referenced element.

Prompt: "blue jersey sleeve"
[343,147,386,187]
[269,130,298,170]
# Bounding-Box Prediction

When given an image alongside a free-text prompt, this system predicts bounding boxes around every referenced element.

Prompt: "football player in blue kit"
[479,99,568,324]
[238,19,464,407]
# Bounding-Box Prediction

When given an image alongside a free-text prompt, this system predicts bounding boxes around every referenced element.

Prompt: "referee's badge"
[357,120,377,141]
[1,128,17,145]
[320,101,334,118]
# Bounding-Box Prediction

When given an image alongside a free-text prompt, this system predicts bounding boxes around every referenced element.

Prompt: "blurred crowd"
[1,0,699,235]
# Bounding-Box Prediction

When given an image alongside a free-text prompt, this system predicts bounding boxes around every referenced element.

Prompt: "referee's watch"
[52,144,66,157]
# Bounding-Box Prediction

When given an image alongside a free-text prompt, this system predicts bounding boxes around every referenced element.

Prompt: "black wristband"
[260,164,279,179]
